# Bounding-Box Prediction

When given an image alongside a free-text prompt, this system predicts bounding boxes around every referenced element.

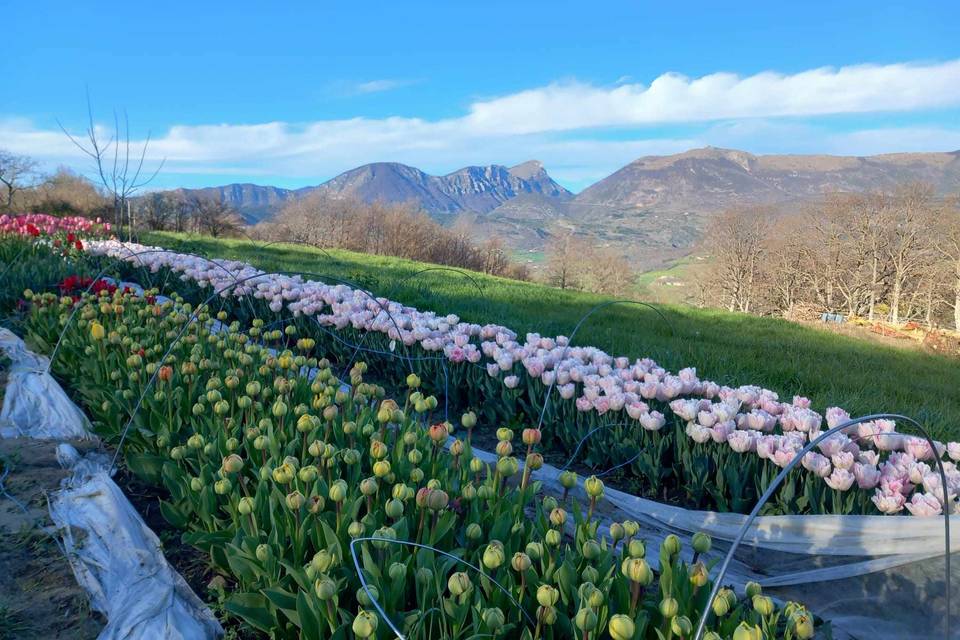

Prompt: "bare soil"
[0,437,104,640]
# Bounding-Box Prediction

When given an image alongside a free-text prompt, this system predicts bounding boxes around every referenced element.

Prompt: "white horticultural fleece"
[0,327,223,640]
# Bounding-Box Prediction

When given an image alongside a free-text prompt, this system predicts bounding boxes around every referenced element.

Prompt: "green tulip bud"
[660,597,679,619]
[671,616,693,637]
[314,576,336,600]
[448,571,472,596]
[733,622,762,640]
[608,614,635,640]
[255,544,270,562]
[662,534,681,556]
[692,531,712,555]
[574,608,597,632]
[352,610,378,638]
[482,541,505,570]
[482,607,505,632]
[237,496,255,515]
[753,595,775,617]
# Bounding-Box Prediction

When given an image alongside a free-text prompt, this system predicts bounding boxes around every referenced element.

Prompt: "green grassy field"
[142,231,960,440]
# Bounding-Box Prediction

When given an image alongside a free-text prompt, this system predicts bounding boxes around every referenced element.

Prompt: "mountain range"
[173,147,960,268]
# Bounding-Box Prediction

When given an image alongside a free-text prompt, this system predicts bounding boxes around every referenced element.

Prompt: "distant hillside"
[314,160,571,215]
[569,147,960,216]
[170,183,294,223]
[169,147,960,269]
[174,160,571,222]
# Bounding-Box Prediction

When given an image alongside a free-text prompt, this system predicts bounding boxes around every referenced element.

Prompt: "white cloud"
[351,79,413,94]
[2,59,959,190]
[463,60,960,134]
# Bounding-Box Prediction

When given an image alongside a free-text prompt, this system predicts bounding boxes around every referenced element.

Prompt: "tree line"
[705,183,960,330]
[254,192,530,280]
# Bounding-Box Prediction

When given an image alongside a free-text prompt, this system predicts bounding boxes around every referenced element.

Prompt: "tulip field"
[1,214,957,638]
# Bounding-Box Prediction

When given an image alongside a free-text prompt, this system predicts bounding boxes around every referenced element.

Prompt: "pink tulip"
[639,411,666,432]
[853,463,881,489]
[872,490,906,514]
[905,492,943,517]
[831,451,855,471]
[824,468,855,491]
[802,452,833,478]
[727,430,757,453]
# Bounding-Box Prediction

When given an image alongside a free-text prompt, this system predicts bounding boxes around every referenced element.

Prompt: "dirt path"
[0,437,104,639]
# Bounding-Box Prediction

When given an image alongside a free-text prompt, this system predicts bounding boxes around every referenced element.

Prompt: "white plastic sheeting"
[0,328,93,439]
[51,444,223,640]
[0,326,222,640]
[465,440,957,640]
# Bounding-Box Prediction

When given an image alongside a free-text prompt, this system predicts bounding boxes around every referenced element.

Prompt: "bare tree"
[20,167,109,216]
[58,94,165,235]
[0,149,38,209]
[708,207,772,313]
[544,230,587,290]
[189,196,244,237]
[886,183,936,324]
[938,196,960,330]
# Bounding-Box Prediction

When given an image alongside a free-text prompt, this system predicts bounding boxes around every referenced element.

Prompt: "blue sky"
[2,1,959,191]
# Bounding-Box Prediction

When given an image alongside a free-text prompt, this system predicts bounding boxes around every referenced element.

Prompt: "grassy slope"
[143,231,960,440]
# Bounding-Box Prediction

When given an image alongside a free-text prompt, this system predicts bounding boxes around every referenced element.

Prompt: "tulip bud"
[526,452,544,470]
[584,475,604,498]
[469,457,484,474]
[348,521,364,538]
[609,522,625,543]
[285,491,305,511]
[545,529,561,547]
[314,576,336,600]
[690,561,709,588]
[466,523,482,540]
[495,440,513,458]
[753,595,775,617]
[537,584,559,607]
[222,454,244,474]
[190,477,203,492]
[582,539,601,560]
[575,608,597,632]
[482,607,505,632]
[790,611,815,639]
[448,571,472,596]
[608,614,635,640]
[745,581,762,599]
[511,552,532,573]
[482,541,505,570]
[237,496,255,515]
[373,460,391,478]
[559,470,578,490]
[352,610,378,638]
[375,562,401,585]
[660,597,679,619]
[359,477,379,496]
[733,622,762,640]
[662,534,681,556]
[329,480,348,502]
[692,531,712,555]
[712,591,732,617]
[461,411,477,428]
[255,544,270,562]
[214,478,232,495]
[385,498,404,519]
[621,557,653,585]
[522,428,542,446]
[549,508,567,528]
[671,616,693,637]
[496,427,513,442]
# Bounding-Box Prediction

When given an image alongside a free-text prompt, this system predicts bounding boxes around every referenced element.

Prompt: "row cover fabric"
[0,325,222,639]
[51,444,224,640]
[0,327,93,440]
